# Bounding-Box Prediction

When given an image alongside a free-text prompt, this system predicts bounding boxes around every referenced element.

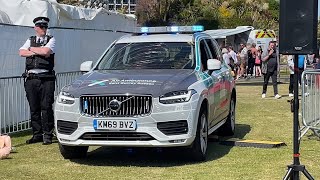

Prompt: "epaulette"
[29,36,36,40]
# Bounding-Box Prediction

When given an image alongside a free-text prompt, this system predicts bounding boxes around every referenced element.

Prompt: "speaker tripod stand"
[283,54,314,180]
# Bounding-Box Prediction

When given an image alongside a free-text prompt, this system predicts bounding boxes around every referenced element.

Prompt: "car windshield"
[96,42,194,70]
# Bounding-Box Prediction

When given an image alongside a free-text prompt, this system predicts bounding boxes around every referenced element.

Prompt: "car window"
[206,39,221,61]
[213,40,223,62]
[96,42,195,70]
[199,39,211,71]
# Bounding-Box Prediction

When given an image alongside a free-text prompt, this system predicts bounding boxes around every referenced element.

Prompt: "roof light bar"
[192,25,204,32]
[141,27,149,33]
[136,25,204,34]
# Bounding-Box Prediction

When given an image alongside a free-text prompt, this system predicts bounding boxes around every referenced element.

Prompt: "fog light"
[60,138,72,142]
[169,139,186,143]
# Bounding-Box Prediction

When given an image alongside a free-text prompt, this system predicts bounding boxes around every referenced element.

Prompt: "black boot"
[26,136,43,144]
[43,134,53,145]
[42,139,52,145]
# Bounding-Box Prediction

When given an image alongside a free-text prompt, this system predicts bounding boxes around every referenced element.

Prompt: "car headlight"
[159,90,196,104]
[57,91,75,104]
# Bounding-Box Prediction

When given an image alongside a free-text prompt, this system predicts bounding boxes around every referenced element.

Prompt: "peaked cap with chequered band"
[33,16,50,26]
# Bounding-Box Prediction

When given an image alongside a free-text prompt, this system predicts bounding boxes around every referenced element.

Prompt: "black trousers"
[247,62,255,76]
[24,77,55,140]
[289,74,294,94]
[262,71,278,95]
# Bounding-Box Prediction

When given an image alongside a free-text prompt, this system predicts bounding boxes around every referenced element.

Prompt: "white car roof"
[116,34,194,44]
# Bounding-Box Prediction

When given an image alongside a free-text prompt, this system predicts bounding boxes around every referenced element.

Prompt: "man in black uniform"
[19,17,56,145]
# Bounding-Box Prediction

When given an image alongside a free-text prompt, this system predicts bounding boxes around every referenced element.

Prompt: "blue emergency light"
[137,25,204,34]
[140,27,149,33]
[192,25,204,32]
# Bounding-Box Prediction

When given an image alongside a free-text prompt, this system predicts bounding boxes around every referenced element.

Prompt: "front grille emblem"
[109,99,121,112]
[82,95,151,117]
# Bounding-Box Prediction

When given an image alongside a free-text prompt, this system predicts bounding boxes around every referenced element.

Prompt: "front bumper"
[54,96,200,147]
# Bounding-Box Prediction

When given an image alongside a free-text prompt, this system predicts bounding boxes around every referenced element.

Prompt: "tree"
[136,0,176,26]
[57,0,79,5]
[136,0,220,29]
[215,0,279,29]
[59,0,280,31]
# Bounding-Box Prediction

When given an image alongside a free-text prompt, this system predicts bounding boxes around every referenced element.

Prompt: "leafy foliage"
[136,0,280,30]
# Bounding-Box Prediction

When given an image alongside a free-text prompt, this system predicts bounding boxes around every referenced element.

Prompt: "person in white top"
[228,46,238,78]
[287,55,295,97]
[240,44,248,62]
[19,19,55,74]
[239,43,248,78]
[228,46,238,65]
[222,48,230,65]
[18,17,56,145]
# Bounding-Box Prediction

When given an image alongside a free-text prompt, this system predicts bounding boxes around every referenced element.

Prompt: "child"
[0,134,12,159]
[255,46,263,77]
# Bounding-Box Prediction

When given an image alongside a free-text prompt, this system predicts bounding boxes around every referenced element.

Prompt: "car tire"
[189,108,208,161]
[59,143,88,159]
[218,96,236,136]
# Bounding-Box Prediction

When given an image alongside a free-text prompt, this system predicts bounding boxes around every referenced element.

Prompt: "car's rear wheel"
[59,143,88,159]
[190,108,208,161]
[218,97,235,136]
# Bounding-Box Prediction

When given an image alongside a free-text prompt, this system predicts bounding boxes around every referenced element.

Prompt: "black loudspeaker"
[279,0,318,55]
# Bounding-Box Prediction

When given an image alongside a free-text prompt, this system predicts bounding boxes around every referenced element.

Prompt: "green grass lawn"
[1,83,319,180]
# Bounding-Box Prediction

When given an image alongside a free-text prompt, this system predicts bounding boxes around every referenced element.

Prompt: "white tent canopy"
[0,10,12,24]
[0,0,136,32]
[205,26,254,39]
[0,0,137,77]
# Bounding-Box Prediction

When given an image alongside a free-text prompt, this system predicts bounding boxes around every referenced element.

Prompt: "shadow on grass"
[9,130,60,148]
[70,124,251,167]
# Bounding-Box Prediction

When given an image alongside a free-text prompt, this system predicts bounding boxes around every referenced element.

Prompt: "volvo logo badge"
[109,99,121,112]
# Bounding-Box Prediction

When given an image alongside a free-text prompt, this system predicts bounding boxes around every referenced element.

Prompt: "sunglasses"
[38,26,48,29]
[35,24,48,29]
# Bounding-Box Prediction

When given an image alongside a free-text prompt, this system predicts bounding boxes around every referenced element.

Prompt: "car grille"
[157,120,188,136]
[80,95,152,117]
[57,120,78,135]
[80,132,155,141]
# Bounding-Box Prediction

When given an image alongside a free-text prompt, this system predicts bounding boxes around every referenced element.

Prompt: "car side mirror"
[207,59,221,71]
[80,61,93,72]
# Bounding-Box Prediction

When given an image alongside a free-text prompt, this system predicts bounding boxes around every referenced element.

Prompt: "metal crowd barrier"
[300,70,320,138]
[0,71,83,134]
[55,71,83,96]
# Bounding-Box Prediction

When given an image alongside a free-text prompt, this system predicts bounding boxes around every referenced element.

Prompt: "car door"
[198,38,222,128]
[206,39,231,119]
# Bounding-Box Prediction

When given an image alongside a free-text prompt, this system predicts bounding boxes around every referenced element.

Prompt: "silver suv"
[54,26,236,161]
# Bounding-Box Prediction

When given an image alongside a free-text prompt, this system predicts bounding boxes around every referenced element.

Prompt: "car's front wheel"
[189,108,208,161]
[59,143,88,159]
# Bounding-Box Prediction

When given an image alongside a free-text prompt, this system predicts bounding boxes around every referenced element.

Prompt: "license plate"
[93,119,137,130]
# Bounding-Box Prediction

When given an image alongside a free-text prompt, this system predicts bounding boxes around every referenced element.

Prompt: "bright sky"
[318,0,320,16]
